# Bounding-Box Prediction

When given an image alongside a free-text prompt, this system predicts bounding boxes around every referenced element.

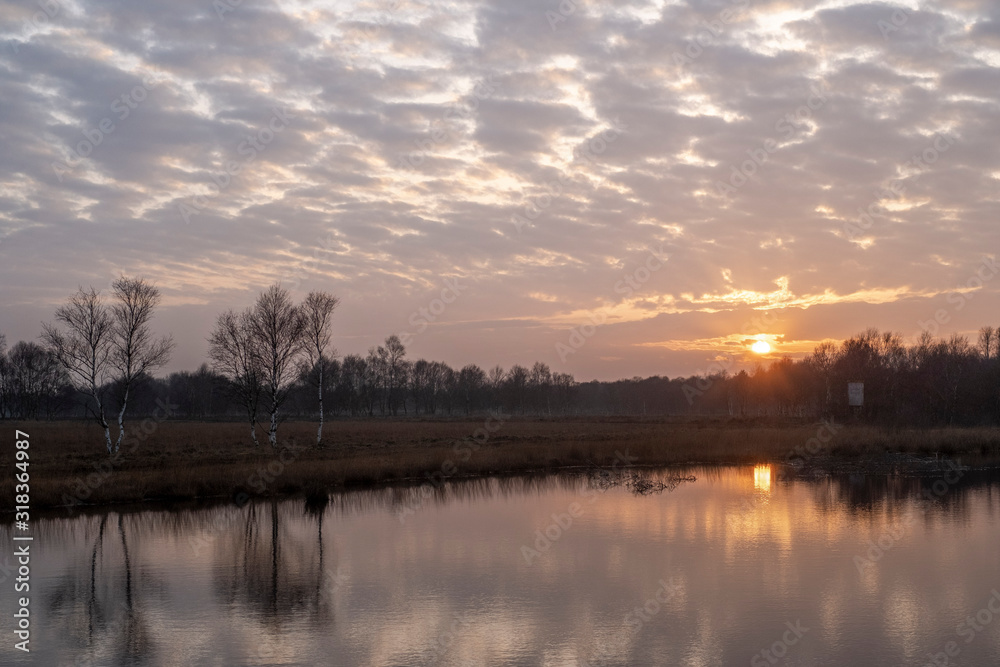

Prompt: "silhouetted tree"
[251,285,306,447]
[209,309,264,445]
[301,291,340,445]
[42,286,115,451]
[108,276,174,452]
[4,341,67,418]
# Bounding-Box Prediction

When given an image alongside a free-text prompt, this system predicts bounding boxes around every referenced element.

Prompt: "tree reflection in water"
[215,498,339,628]
[41,513,155,665]
[18,466,1000,665]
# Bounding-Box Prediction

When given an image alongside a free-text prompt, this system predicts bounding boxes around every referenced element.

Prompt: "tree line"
[4,281,1000,450]
[694,328,1000,426]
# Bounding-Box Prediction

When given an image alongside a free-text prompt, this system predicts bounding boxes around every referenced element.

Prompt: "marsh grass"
[3,418,1000,512]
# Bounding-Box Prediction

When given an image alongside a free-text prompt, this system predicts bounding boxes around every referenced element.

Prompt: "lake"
[2,464,1000,666]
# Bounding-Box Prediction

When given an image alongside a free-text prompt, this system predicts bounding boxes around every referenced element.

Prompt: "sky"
[1,0,998,381]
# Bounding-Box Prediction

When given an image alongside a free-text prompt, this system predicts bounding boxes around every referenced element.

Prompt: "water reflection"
[39,513,158,666]
[2,465,999,666]
[753,464,772,493]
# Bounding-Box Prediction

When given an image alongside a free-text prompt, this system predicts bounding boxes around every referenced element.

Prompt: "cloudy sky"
[1,0,998,380]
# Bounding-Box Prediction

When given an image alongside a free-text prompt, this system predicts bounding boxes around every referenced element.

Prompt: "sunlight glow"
[753,465,772,493]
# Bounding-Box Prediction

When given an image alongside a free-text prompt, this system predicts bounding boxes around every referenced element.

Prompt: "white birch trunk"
[268,389,278,447]
[316,362,324,445]
[92,388,113,454]
[115,387,129,453]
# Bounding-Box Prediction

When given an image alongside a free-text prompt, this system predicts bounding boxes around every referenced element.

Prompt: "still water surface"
[3,465,1000,666]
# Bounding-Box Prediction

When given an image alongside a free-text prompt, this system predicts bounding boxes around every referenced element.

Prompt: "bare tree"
[808,341,838,415]
[339,354,369,416]
[42,287,115,452]
[301,291,340,445]
[209,309,264,446]
[251,285,306,447]
[506,364,529,414]
[366,346,386,415]
[378,335,406,415]
[487,365,505,411]
[979,326,996,360]
[457,364,486,414]
[109,276,174,452]
[529,361,553,414]
[6,341,66,419]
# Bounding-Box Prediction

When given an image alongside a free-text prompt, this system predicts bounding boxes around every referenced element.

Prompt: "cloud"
[1,0,998,380]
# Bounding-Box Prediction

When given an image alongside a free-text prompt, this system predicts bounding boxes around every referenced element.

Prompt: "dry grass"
[3,417,1000,512]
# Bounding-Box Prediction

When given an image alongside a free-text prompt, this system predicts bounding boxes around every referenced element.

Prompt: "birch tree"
[108,276,174,452]
[301,291,339,445]
[251,285,306,447]
[42,287,115,452]
[209,309,263,446]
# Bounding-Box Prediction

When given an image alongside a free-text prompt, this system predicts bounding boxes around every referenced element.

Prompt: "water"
[3,465,1000,666]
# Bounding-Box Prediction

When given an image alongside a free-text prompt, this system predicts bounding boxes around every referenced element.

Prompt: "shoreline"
[4,418,1000,514]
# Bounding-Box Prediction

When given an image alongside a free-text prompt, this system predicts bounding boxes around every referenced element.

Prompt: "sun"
[751,340,771,354]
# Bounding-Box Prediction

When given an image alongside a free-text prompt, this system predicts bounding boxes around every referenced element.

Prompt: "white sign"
[848,382,864,407]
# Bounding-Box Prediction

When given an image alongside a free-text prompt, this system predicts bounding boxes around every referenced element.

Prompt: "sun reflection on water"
[753,464,772,492]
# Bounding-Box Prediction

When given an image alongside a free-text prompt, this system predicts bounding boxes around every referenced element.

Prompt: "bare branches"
[41,280,172,453]
[209,309,263,446]
[3,341,66,419]
[302,291,339,368]
[42,287,113,393]
[108,276,174,452]
[110,276,173,380]
[979,326,996,361]
[41,286,114,451]
[208,286,340,447]
[301,291,339,445]
[251,285,306,447]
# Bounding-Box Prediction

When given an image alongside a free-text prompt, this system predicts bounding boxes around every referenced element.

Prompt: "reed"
[3,418,999,512]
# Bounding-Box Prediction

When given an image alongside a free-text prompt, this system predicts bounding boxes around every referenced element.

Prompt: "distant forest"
[3,281,1000,429]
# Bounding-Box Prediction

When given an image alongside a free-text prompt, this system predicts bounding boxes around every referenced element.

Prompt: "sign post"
[848,382,864,417]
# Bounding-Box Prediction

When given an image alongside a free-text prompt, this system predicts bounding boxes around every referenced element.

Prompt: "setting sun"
[751,340,771,354]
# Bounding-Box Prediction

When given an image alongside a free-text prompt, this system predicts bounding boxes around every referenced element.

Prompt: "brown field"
[4,417,1000,513]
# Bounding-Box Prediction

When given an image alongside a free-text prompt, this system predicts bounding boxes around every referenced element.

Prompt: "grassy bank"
[4,417,1000,512]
